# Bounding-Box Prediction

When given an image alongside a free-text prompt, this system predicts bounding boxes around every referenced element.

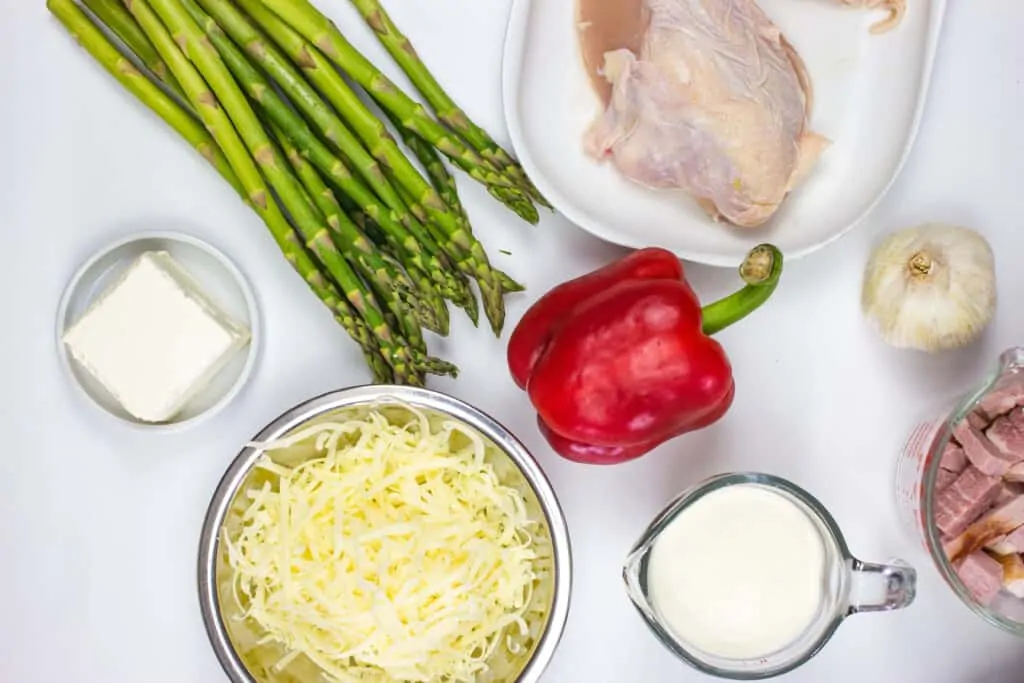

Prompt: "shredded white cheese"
[224,404,542,682]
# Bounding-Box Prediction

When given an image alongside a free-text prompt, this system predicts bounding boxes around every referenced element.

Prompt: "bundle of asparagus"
[48,0,546,386]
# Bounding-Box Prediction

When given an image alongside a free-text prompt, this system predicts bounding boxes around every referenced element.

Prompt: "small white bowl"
[56,230,261,432]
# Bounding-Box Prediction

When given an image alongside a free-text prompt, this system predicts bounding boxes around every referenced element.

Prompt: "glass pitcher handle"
[847,558,917,614]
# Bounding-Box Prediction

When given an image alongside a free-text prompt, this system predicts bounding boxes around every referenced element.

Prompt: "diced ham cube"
[1005,462,1024,483]
[940,442,968,473]
[978,379,1024,420]
[994,483,1024,507]
[936,469,958,492]
[986,525,1024,555]
[986,407,1024,462]
[997,553,1024,598]
[945,494,1024,564]
[957,551,1004,605]
[968,411,990,431]
[954,422,1018,476]
[934,466,1003,538]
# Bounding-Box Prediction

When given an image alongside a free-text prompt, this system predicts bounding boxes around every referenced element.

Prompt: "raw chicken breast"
[584,0,829,228]
[836,0,906,33]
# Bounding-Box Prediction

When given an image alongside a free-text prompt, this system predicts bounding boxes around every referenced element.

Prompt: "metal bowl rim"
[197,384,573,683]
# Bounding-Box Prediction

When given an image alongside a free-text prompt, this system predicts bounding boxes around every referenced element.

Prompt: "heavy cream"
[647,484,826,660]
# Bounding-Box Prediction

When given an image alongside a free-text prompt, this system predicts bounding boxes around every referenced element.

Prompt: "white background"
[1,1,1023,681]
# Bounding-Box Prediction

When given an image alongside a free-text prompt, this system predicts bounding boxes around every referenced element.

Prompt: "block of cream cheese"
[63,251,251,423]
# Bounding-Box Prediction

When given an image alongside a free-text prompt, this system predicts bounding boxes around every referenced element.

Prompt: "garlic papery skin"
[861,223,996,352]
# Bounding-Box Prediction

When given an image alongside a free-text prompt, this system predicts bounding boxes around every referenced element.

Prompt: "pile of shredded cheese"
[223,405,542,683]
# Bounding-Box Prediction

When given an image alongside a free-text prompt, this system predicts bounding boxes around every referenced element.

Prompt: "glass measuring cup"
[895,347,1024,634]
[623,473,917,679]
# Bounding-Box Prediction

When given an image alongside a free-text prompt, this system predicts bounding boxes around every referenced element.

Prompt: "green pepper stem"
[701,244,784,336]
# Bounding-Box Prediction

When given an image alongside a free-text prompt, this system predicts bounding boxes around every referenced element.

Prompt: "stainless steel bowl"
[198,385,572,683]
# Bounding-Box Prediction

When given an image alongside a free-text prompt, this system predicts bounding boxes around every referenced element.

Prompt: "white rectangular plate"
[503,0,946,266]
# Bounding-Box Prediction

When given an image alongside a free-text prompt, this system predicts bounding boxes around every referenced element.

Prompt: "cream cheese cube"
[63,251,251,423]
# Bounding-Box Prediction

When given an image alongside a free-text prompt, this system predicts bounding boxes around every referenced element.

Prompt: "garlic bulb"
[861,223,996,351]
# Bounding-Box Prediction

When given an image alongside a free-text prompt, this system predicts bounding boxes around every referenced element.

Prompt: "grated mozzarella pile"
[224,405,541,683]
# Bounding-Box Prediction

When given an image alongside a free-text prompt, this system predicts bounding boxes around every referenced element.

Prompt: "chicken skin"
[584,0,829,228]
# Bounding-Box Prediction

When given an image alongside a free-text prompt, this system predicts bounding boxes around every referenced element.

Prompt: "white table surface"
[2,1,1023,681]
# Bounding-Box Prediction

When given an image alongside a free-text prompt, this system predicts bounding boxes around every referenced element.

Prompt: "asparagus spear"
[383,247,451,336]
[392,114,528,292]
[376,163,511,333]
[334,186,479,329]
[384,108,469,231]
[336,192,453,335]
[346,0,550,209]
[390,113,463,217]
[246,160,396,380]
[185,0,434,243]
[322,164,482,327]
[190,0,474,329]
[334,307,394,382]
[127,0,421,383]
[46,0,395,382]
[175,1,454,377]
[350,207,454,335]
[47,0,239,197]
[275,129,457,378]
[250,0,540,224]
[258,153,397,380]
[373,173,509,332]
[228,0,519,259]
[226,0,513,331]
[268,118,438,339]
[191,0,466,233]
[246,0,514,194]
[79,0,186,100]
[389,174,474,287]
[385,110,525,294]
[159,0,430,382]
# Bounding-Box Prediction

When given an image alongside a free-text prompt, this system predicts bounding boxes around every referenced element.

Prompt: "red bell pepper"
[536,384,734,464]
[507,244,783,465]
[507,248,683,389]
